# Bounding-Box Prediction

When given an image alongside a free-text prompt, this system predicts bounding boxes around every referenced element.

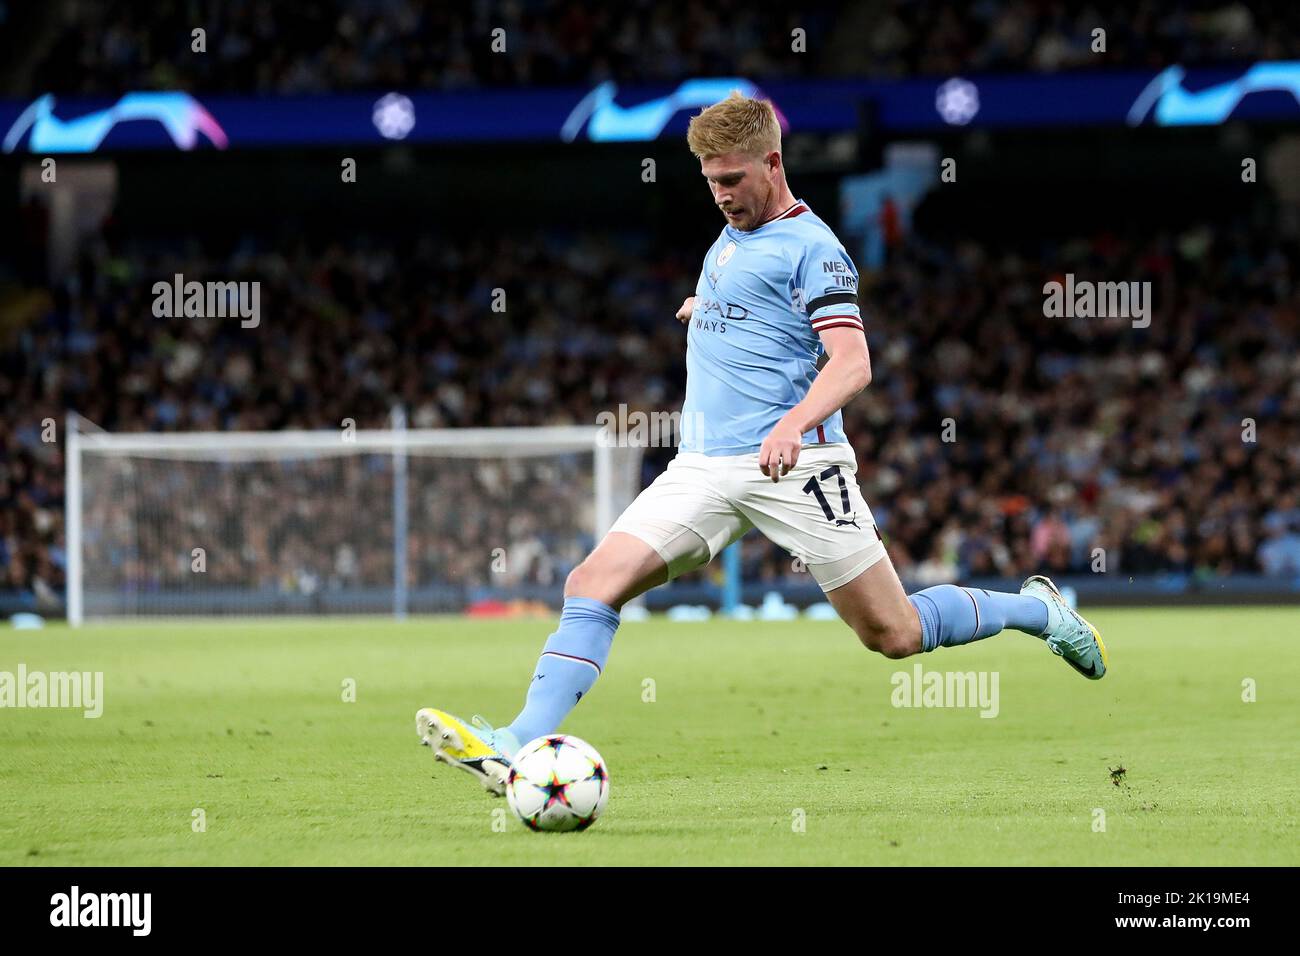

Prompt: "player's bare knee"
[563,560,601,601]
[856,620,919,659]
[877,635,918,660]
[564,556,630,606]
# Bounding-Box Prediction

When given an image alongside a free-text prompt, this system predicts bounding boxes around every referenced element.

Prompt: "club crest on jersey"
[716,241,737,267]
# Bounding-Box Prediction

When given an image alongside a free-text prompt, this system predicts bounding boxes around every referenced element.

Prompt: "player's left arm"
[758,326,871,480]
[758,237,869,481]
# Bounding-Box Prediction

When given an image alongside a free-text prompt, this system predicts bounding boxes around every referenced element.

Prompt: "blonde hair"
[686,91,781,160]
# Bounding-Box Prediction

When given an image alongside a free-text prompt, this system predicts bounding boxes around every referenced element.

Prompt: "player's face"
[701,152,777,231]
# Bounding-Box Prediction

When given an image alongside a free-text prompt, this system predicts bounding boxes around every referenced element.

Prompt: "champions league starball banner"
[2,61,1299,153]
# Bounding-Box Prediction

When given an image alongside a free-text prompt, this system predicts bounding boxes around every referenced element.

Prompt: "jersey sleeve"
[794,237,862,335]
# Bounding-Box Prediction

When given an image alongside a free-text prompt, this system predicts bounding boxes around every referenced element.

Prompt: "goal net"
[64,413,644,623]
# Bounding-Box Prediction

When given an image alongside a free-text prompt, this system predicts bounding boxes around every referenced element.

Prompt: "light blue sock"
[909,585,1048,653]
[502,597,619,746]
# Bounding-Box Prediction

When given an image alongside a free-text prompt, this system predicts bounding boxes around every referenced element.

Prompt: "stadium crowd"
[25,0,1300,96]
[3,214,1298,605]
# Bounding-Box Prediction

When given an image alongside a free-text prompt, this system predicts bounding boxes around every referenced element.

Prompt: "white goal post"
[64,411,644,624]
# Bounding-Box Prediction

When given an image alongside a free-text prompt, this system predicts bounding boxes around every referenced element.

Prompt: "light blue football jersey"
[679,199,863,455]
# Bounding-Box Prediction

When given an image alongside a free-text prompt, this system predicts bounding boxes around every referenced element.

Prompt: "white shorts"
[608,442,887,592]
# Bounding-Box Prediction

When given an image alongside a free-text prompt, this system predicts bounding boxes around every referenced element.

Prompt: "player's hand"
[758,420,803,482]
[675,296,695,324]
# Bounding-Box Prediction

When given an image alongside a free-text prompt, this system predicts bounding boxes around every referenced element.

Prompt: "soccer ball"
[506,735,609,832]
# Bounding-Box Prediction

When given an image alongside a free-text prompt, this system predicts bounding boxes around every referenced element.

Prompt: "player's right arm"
[676,296,695,323]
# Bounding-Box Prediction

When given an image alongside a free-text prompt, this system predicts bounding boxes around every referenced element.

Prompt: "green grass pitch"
[2,607,1297,866]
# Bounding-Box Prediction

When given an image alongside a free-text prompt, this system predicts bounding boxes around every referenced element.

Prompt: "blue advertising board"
[2,62,1298,153]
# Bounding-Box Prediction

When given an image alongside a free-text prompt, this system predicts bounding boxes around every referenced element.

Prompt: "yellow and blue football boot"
[415,708,518,796]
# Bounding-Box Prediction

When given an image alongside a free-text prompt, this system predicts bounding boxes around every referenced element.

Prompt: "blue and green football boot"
[1021,575,1108,680]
